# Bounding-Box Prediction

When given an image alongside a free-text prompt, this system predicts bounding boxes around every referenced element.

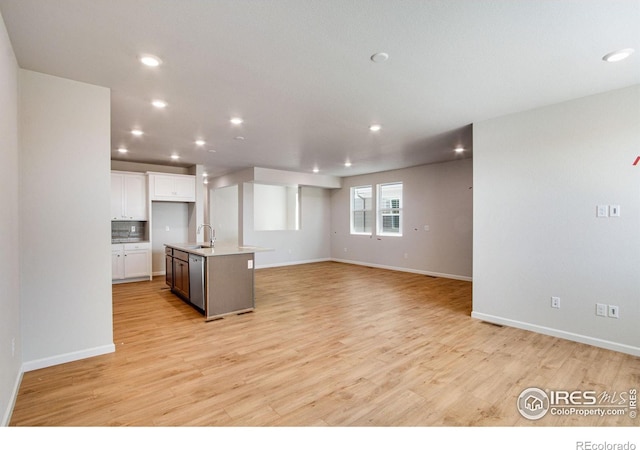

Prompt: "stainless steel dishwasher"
[188,254,205,311]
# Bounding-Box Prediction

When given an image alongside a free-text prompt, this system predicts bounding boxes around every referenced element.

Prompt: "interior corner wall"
[329,159,473,280]
[472,84,640,356]
[19,69,114,370]
[242,183,332,267]
[0,10,21,426]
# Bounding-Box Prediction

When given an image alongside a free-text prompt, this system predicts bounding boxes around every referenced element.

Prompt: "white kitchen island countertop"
[164,242,272,257]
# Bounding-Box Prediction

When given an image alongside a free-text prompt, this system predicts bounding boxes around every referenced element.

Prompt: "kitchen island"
[164,243,270,321]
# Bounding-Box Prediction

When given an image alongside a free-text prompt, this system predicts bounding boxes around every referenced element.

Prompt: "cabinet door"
[173,258,190,299]
[149,173,196,202]
[165,255,173,287]
[174,176,196,200]
[124,250,150,279]
[152,175,177,198]
[110,173,124,220]
[123,174,147,220]
[112,250,124,280]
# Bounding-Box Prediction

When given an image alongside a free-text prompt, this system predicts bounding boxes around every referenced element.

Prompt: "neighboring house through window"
[350,185,372,235]
[377,182,402,236]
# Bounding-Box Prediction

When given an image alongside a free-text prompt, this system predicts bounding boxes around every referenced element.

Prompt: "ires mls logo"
[517,387,550,420]
[517,387,638,420]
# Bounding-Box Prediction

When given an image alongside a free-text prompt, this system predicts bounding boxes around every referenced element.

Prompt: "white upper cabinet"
[148,172,196,202]
[111,171,148,220]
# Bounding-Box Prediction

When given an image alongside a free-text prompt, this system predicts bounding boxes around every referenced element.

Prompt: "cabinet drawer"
[124,242,150,250]
[165,246,173,255]
[173,250,189,261]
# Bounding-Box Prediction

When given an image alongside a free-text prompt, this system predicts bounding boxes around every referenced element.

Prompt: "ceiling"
[1,1,638,179]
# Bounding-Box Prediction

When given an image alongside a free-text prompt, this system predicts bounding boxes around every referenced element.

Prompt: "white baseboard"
[330,258,473,282]
[256,258,332,269]
[22,343,116,373]
[1,367,23,427]
[471,311,640,357]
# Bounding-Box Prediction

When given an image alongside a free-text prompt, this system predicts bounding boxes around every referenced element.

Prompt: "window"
[377,182,402,236]
[350,185,372,234]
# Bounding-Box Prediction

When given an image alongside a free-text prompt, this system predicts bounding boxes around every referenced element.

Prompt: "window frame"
[376,182,403,237]
[350,185,373,235]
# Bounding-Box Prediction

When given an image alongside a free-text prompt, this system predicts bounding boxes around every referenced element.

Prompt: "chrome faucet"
[198,224,215,247]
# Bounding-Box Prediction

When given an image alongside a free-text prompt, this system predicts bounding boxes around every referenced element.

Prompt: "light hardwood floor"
[9,262,640,426]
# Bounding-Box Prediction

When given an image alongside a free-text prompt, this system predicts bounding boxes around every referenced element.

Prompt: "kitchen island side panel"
[206,253,254,320]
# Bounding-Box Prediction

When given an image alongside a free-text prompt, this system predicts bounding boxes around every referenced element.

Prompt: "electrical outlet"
[551,297,561,308]
[608,305,619,319]
[131,225,136,233]
[596,303,607,317]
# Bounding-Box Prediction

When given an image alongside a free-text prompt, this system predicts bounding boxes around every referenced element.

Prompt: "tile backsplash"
[111,221,147,243]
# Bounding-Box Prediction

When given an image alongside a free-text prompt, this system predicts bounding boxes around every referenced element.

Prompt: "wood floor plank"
[9,261,640,426]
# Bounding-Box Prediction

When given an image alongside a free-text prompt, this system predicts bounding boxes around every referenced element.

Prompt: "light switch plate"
[596,205,608,218]
[609,205,620,217]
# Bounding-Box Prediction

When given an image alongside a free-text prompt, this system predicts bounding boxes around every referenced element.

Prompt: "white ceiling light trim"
[131,129,143,136]
[195,140,205,146]
[370,52,389,63]
[151,99,167,108]
[369,124,382,132]
[602,48,635,62]
[140,54,162,67]
[230,117,244,125]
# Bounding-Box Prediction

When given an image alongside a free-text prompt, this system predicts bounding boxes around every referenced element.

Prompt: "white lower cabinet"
[112,242,151,282]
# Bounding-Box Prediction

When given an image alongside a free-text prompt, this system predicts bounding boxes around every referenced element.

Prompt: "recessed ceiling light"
[202,172,208,177]
[170,154,179,160]
[345,161,352,168]
[208,149,217,153]
[455,146,465,153]
[203,179,209,185]
[371,52,389,63]
[369,124,381,132]
[151,100,167,109]
[234,136,245,141]
[195,140,206,146]
[313,167,319,173]
[117,147,128,154]
[602,48,634,62]
[140,54,162,67]
[131,129,143,136]
[230,117,244,125]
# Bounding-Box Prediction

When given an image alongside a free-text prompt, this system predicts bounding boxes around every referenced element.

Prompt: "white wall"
[151,202,190,274]
[19,70,114,369]
[243,184,332,267]
[211,184,239,245]
[330,159,473,280]
[473,85,640,356]
[0,10,21,427]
